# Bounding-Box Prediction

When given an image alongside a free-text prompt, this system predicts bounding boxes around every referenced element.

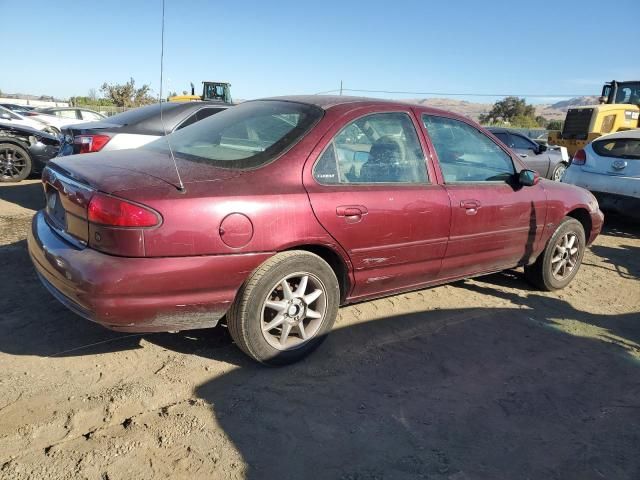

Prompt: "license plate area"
[45,186,67,230]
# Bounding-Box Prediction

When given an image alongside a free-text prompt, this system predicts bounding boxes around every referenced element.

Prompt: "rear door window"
[313,112,428,184]
[175,107,224,130]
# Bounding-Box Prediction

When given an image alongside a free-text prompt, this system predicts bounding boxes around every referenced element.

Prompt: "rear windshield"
[144,100,323,170]
[593,138,640,160]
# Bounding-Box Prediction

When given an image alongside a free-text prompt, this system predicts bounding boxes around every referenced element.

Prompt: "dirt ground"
[1,179,639,480]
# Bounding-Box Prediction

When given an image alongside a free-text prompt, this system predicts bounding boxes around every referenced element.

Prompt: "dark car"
[0,124,60,182]
[28,96,603,365]
[488,127,569,181]
[57,101,229,156]
[34,106,106,122]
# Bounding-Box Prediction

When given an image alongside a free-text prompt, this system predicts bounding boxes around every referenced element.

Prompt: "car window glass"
[593,138,640,159]
[423,115,515,183]
[313,112,428,184]
[56,110,78,119]
[81,111,103,121]
[511,134,536,150]
[175,112,200,130]
[144,100,323,170]
[0,107,21,120]
[493,132,510,145]
[196,107,223,121]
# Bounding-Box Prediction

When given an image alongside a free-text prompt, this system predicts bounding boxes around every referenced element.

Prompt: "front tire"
[524,217,585,291]
[227,251,340,365]
[551,162,568,181]
[0,143,32,182]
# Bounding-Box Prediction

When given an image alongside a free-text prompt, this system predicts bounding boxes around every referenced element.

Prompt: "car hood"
[49,148,245,194]
[0,123,60,142]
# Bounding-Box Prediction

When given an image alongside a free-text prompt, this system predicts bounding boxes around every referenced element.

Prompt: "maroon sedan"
[28,96,603,364]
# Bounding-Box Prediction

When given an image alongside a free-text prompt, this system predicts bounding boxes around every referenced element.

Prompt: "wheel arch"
[284,244,352,303]
[566,208,592,237]
[0,136,32,153]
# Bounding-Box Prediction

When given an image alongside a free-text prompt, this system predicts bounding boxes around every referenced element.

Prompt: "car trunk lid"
[50,148,243,194]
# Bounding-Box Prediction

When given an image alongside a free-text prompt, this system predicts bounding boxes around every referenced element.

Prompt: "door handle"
[460,200,481,209]
[519,153,528,158]
[336,205,368,223]
[336,205,368,217]
[460,199,481,216]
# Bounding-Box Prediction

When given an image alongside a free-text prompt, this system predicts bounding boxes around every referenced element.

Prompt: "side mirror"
[0,113,12,120]
[519,169,539,186]
[537,144,547,154]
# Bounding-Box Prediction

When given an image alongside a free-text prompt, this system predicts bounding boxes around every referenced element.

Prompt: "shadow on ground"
[2,212,640,478]
[193,286,640,479]
[601,213,640,240]
[0,181,44,212]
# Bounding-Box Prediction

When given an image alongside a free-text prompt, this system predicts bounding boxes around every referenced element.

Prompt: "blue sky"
[3,0,639,104]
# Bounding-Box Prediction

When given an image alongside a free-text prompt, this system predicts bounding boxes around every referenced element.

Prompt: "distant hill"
[550,96,600,110]
[399,96,601,122]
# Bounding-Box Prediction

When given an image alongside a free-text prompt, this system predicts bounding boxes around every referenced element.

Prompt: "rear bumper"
[563,167,640,219]
[28,210,272,332]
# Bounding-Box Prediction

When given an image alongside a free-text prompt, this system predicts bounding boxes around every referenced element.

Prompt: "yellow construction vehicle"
[548,80,640,157]
[169,81,232,104]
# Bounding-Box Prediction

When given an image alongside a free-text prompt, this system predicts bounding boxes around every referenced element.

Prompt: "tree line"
[70,78,155,108]
[479,96,563,130]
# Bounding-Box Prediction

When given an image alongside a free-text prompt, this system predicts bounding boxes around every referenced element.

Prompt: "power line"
[315,86,589,98]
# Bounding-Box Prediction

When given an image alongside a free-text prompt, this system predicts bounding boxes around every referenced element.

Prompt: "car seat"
[359,136,405,183]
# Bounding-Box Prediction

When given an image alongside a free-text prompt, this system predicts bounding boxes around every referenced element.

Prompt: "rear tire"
[0,143,32,182]
[524,217,585,291]
[227,251,340,366]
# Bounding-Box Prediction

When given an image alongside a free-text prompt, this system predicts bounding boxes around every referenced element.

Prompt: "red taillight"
[88,193,160,227]
[572,149,586,165]
[74,134,111,153]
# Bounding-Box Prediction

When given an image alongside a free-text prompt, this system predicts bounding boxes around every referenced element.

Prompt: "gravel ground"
[1,179,639,480]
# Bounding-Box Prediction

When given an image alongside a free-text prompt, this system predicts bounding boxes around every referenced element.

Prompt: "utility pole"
[339,80,343,96]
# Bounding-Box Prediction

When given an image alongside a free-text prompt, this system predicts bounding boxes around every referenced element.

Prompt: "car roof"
[68,101,229,135]
[255,95,469,119]
[596,128,640,142]
[39,106,98,112]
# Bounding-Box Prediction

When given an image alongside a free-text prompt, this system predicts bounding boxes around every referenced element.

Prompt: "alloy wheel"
[553,164,566,181]
[550,232,580,280]
[0,146,29,181]
[261,272,327,351]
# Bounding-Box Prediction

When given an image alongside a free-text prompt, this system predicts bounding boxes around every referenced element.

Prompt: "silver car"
[57,102,229,156]
[562,129,640,219]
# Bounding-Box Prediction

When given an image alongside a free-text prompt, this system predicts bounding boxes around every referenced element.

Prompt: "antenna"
[159,0,186,193]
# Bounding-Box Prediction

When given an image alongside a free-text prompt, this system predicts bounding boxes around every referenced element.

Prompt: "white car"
[0,105,50,131]
[562,129,640,219]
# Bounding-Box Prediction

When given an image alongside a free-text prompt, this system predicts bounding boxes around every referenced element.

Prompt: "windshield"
[145,100,324,169]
